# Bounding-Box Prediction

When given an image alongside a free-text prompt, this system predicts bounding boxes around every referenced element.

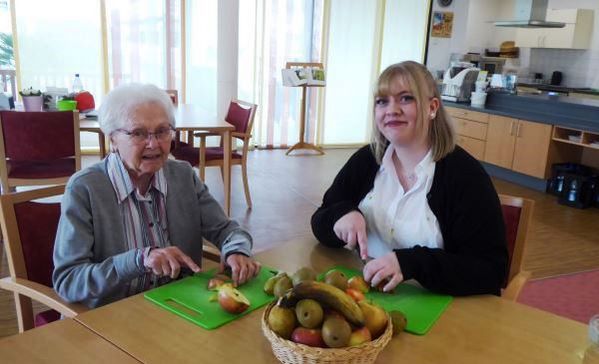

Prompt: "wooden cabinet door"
[512,120,553,178]
[484,115,516,169]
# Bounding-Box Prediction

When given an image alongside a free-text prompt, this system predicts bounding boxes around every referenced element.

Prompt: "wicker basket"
[261,302,392,364]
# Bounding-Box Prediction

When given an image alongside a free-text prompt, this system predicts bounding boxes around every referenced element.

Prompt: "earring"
[430,113,436,119]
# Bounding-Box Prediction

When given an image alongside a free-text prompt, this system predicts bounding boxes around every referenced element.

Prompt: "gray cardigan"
[53,158,252,308]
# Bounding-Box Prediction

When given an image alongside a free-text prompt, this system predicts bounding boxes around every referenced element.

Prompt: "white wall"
[426,0,470,73]
[427,0,599,88]
[527,0,599,88]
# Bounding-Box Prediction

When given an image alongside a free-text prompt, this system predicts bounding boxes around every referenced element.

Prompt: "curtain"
[185,0,217,115]
[105,0,181,91]
[238,0,323,149]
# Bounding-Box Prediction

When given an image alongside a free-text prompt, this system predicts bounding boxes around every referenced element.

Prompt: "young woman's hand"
[333,210,368,259]
[363,252,403,292]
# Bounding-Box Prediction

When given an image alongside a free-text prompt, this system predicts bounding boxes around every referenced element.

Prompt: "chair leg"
[241,164,252,208]
[15,293,35,332]
[199,138,206,181]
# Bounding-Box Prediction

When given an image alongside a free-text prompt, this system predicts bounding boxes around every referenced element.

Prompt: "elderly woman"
[53,83,260,308]
[311,61,507,296]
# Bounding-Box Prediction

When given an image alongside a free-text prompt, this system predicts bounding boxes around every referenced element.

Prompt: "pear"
[324,270,348,291]
[295,299,324,329]
[268,305,297,340]
[321,316,351,348]
[273,275,293,298]
[358,301,388,339]
[291,267,317,286]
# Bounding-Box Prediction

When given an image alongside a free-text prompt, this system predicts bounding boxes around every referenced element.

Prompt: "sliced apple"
[217,284,251,314]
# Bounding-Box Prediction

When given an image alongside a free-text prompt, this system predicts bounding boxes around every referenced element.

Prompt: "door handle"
[509,121,515,136]
[516,123,522,137]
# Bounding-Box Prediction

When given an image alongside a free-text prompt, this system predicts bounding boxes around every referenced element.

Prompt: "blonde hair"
[371,61,455,164]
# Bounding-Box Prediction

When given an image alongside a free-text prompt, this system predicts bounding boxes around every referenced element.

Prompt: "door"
[511,120,553,178]
[484,115,516,169]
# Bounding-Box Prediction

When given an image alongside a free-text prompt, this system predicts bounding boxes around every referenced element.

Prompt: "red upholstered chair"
[0,111,81,193]
[165,89,179,106]
[172,99,257,208]
[0,185,88,332]
[499,194,534,301]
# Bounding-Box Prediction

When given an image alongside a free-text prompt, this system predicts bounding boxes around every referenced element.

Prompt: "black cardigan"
[311,145,508,296]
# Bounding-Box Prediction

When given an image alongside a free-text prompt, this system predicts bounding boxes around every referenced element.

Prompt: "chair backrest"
[0,185,65,287]
[0,111,78,161]
[499,194,534,288]
[165,89,179,106]
[0,111,80,192]
[225,99,257,135]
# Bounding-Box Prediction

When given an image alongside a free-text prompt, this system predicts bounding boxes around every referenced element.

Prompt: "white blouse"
[358,146,444,259]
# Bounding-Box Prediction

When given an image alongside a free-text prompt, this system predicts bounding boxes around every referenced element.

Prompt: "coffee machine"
[441,63,480,103]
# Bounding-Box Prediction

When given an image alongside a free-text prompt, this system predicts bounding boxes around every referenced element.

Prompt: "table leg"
[223,130,231,216]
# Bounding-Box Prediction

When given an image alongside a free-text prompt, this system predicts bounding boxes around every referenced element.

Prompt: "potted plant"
[20,87,44,111]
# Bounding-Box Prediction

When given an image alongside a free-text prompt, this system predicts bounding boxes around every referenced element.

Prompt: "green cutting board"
[144,266,278,330]
[320,266,453,335]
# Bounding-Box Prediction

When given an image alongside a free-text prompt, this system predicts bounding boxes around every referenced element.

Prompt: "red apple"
[291,327,325,347]
[348,326,372,346]
[217,284,250,314]
[348,276,369,293]
[345,288,366,302]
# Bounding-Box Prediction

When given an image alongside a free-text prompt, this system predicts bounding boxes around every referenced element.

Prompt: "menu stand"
[285,62,325,156]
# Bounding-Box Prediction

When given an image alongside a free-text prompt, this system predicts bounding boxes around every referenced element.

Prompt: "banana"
[279,281,365,327]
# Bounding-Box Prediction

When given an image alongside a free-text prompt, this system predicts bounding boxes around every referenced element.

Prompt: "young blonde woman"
[311,61,507,296]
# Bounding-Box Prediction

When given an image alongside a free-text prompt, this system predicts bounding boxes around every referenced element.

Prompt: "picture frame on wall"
[431,11,454,38]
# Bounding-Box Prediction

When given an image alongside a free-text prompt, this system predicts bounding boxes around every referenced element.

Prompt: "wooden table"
[72,237,589,364]
[81,104,234,215]
[0,318,138,363]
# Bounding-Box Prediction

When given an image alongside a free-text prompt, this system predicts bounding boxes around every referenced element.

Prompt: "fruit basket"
[261,302,393,364]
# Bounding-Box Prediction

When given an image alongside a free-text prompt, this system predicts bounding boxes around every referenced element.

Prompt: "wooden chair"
[0,185,88,332]
[0,111,81,193]
[165,89,179,106]
[172,99,257,208]
[499,194,534,301]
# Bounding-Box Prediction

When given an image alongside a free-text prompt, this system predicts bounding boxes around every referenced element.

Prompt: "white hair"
[98,83,175,135]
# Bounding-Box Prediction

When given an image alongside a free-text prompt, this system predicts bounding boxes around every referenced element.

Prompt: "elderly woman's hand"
[363,252,403,292]
[333,210,368,259]
[222,254,261,287]
[144,246,201,279]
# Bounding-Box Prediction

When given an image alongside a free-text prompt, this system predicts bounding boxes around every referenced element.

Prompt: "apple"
[345,288,366,302]
[348,276,369,293]
[291,327,325,347]
[358,301,388,339]
[217,284,250,314]
[207,278,226,291]
[348,326,372,346]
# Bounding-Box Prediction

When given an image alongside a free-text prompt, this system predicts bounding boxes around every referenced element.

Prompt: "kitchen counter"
[445,92,599,133]
[516,82,599,96]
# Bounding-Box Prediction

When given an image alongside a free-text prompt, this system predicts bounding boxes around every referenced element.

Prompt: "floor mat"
[517,269,599,324]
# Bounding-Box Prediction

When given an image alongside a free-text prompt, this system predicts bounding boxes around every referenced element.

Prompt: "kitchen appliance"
[550,71,563,86]
[441,65,480,102]
[462,53,505,75]
[494,0,565,28]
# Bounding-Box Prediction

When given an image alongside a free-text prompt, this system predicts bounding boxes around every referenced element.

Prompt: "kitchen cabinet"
[515,9,593,49]
[484,115,552,179]
[446,107,489,160]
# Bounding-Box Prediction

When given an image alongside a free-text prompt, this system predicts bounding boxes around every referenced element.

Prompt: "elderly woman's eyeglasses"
[115,126,175,144]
